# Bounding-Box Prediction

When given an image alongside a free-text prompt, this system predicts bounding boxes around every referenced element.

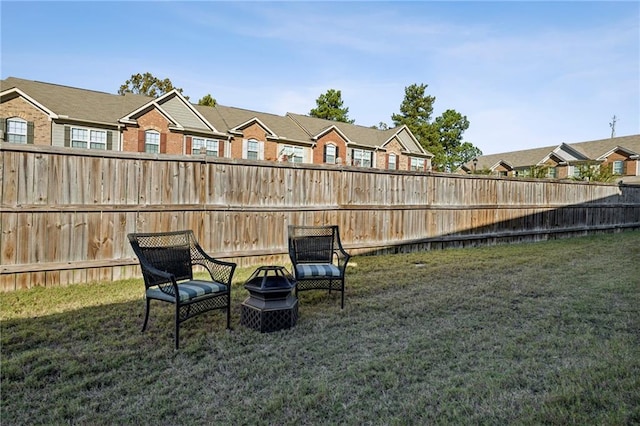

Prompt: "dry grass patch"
[2,231,639,424]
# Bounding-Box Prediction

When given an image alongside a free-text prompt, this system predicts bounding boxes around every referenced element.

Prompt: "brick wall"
[1,97,51,145]
[315,130,347,164]
[122,108,183,154]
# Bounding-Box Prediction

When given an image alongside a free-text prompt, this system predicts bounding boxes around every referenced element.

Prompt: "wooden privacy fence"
[1,143,639,291]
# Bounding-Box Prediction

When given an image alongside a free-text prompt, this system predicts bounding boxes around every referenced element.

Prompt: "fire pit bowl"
[241,266,298,332]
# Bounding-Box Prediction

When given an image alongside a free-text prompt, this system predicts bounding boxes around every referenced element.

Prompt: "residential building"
[461,135,640,183]
[0,77,432,171]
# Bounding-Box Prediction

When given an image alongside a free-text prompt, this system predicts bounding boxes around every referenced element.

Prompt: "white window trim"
[145,130,160,154]
[7,117,27,144]
[388,153,397,170]
[280,144,305,163]
[325,144,336,164]
[352,148,373,167]
[242,139,264,161]
[70,126,107,150]
[192,137,219,156]
[410,157,425,171]
[612,160,624,175]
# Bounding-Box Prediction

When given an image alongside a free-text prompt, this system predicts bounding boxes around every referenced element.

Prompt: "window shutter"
[138,130,145,152]
[64,126,71,147]
[27,121,35,144]
[386,154,389,169]
[160,133,167,153]
[185,136,192,155]
[0,118,5,141]
[258,141,264,160]
[335,146,339,162]
[242,139,248,159]
[106,131,113,150]
[218,140,224,157]
[323,144,327,162]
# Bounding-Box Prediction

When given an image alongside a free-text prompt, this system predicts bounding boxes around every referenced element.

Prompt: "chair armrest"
[192,246,237,286]
[137,261,181,296]
[333,247,351,272]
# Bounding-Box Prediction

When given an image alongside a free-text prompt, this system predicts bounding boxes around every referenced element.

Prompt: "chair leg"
[226,296,231,330]
[142,298,151,332]
[175,303,180,350]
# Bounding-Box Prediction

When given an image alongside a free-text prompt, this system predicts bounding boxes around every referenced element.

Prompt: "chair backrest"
[128,230,195,285]
[288,225,337,264]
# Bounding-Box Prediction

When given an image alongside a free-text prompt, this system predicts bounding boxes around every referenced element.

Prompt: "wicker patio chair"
[287,225,351,309]
[128,230,236,349]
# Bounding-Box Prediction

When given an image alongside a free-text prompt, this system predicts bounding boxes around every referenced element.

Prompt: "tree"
[309,89,354,123]
[118,72,187,99]
[573,162,615,182]
[433,109,480,171]
[391,83,482,172]
[198,94,217,107]
[391,83,440,159]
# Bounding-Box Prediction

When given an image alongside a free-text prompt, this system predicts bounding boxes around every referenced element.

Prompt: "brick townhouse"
[0,77,433,172]
[461,135,640,183]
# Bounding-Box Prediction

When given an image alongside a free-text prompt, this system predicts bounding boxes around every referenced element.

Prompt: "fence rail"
[2,143,639,291]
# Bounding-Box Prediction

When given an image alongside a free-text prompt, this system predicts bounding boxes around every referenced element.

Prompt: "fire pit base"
[241,300,298,333]
[240,266,298,333]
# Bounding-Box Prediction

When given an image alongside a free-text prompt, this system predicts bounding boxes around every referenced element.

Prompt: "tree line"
[119,73,481,171]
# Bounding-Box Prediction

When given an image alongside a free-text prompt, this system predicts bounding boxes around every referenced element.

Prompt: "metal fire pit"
[240,266,298,333]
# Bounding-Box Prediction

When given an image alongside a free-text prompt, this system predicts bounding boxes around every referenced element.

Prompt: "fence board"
[1,144,639,291]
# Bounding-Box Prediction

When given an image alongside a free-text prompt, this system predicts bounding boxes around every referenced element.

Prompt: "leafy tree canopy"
[118,72,188,99]
[573,163,615,183]
[198,94,217,107]
[392,83,482,171]
[309,89,354,123]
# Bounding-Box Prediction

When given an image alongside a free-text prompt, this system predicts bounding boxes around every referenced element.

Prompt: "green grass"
[2,231,639,425]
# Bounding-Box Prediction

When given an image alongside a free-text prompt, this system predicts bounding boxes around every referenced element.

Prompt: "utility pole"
[609,115,617,138]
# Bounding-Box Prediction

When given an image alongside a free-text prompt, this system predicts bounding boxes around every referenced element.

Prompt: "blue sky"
[1,1,638,155]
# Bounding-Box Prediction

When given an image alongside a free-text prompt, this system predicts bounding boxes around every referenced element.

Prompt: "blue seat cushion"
[295,264,341,279]
[147,280,228,303]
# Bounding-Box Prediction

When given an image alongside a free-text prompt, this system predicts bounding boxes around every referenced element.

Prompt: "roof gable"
[120,90,219,133]
[229,117,279,139]
[382,126,432,157]
[0,87,58,118]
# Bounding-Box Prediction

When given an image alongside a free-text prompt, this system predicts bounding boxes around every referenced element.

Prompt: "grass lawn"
[1,231,639,425]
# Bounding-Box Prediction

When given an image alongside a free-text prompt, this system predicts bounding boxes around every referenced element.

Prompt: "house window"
[410,157,425,171]
[71,127,107,150]
[193,137,219,156]
[547,167,557,178]
[572,166,581,177]
[388,154,397,170]
[247,139,259,160]
[145,130,160,153]
[613,160,624,175]
[352,149,372,167]
[280,145,304,163]
[325,144,337,164]
[7,118,27,144]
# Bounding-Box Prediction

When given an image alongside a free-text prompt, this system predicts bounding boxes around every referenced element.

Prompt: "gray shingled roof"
[1,77,150,124]
[467,134,640,171]
[287,112,390,148]
[198,105,312,143]
[2,77,427,154]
